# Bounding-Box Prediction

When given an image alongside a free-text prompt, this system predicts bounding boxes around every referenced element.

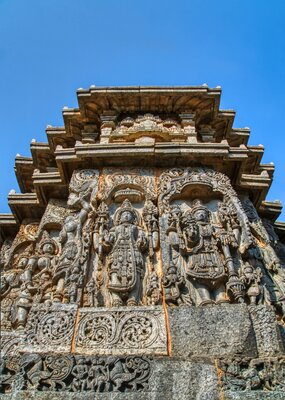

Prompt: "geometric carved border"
[75,305,167,355]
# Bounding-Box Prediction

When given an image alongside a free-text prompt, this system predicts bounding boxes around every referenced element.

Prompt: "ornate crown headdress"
[38,231,58,254]
[190,199,209,216]
[113,199,140,225]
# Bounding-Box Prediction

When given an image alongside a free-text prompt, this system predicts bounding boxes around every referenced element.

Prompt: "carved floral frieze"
[75,306,167,355]
[23,304,77,353]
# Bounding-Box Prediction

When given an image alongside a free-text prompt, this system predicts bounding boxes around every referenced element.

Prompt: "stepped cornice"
[1,85,283,232]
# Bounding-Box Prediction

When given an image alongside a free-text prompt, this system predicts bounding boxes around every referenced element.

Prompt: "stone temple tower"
[1,86,285,399]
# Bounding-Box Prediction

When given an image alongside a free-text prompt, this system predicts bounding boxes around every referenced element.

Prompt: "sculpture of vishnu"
[102,199,148,307]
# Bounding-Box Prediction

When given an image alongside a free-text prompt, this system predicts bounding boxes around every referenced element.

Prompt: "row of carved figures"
[0,354,151,393]
[2,354,285,393]
[1,197,285,330]
[1,167,285,330]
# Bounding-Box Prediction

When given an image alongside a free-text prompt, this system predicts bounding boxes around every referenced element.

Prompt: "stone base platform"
[1,356,285,400]
[1,304,285,399]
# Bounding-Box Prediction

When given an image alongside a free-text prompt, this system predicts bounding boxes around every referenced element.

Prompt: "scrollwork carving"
[24,304,77,353]
[99,168,156,202]
[75,307,167,355]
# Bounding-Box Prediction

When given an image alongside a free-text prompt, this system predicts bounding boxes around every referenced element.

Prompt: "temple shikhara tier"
[1,85,285,399]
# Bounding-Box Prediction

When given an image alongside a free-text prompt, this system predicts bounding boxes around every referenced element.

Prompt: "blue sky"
[0,0,284,220]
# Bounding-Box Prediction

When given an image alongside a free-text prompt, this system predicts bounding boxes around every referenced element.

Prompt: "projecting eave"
[14,156,34,193]
[259,200,283,221]
[274,221,285,243]
[46,126,66,153]
[76,85,221,120]
[62,108,85,138]
[0,213,18,242]
[8,192,45,221]
[30,142,56,172]
[228,128,250,147]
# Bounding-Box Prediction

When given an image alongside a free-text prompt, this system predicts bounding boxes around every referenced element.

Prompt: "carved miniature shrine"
[1,86,285,399]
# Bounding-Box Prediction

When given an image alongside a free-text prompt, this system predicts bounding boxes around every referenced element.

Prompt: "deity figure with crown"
[102,199,148,306]
[168,199,244,305]
[33,232,59,303]
[183,200,229,305]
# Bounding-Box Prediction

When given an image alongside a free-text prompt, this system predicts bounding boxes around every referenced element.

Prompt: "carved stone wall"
[1,86,285,399]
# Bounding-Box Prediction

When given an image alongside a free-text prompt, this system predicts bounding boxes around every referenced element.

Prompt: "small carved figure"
[242,360,262,390]
[15,282,34,329]
[18,255,37,289]
[71,357,88,391]
[13,255,38,328]
[0,255,28,300]
[240,262,262,304]
[108,358,135,390]
[54,215,81,302]
[168,204,183,232]
[247,239,285,317]
[93,202,109,265]
[163,264,186,305]
[23,353,51,389]
[221,359,246,391]
[33,235,58,303]
[142,200,159,258]
[146,270,160,305]
[87,358,109,391]
[217,201,240,244]
[86,277,99,307]
[65,266,82,303]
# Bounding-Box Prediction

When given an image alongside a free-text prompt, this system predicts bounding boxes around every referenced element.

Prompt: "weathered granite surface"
[168,304,258,358]
[249,305,284,357]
